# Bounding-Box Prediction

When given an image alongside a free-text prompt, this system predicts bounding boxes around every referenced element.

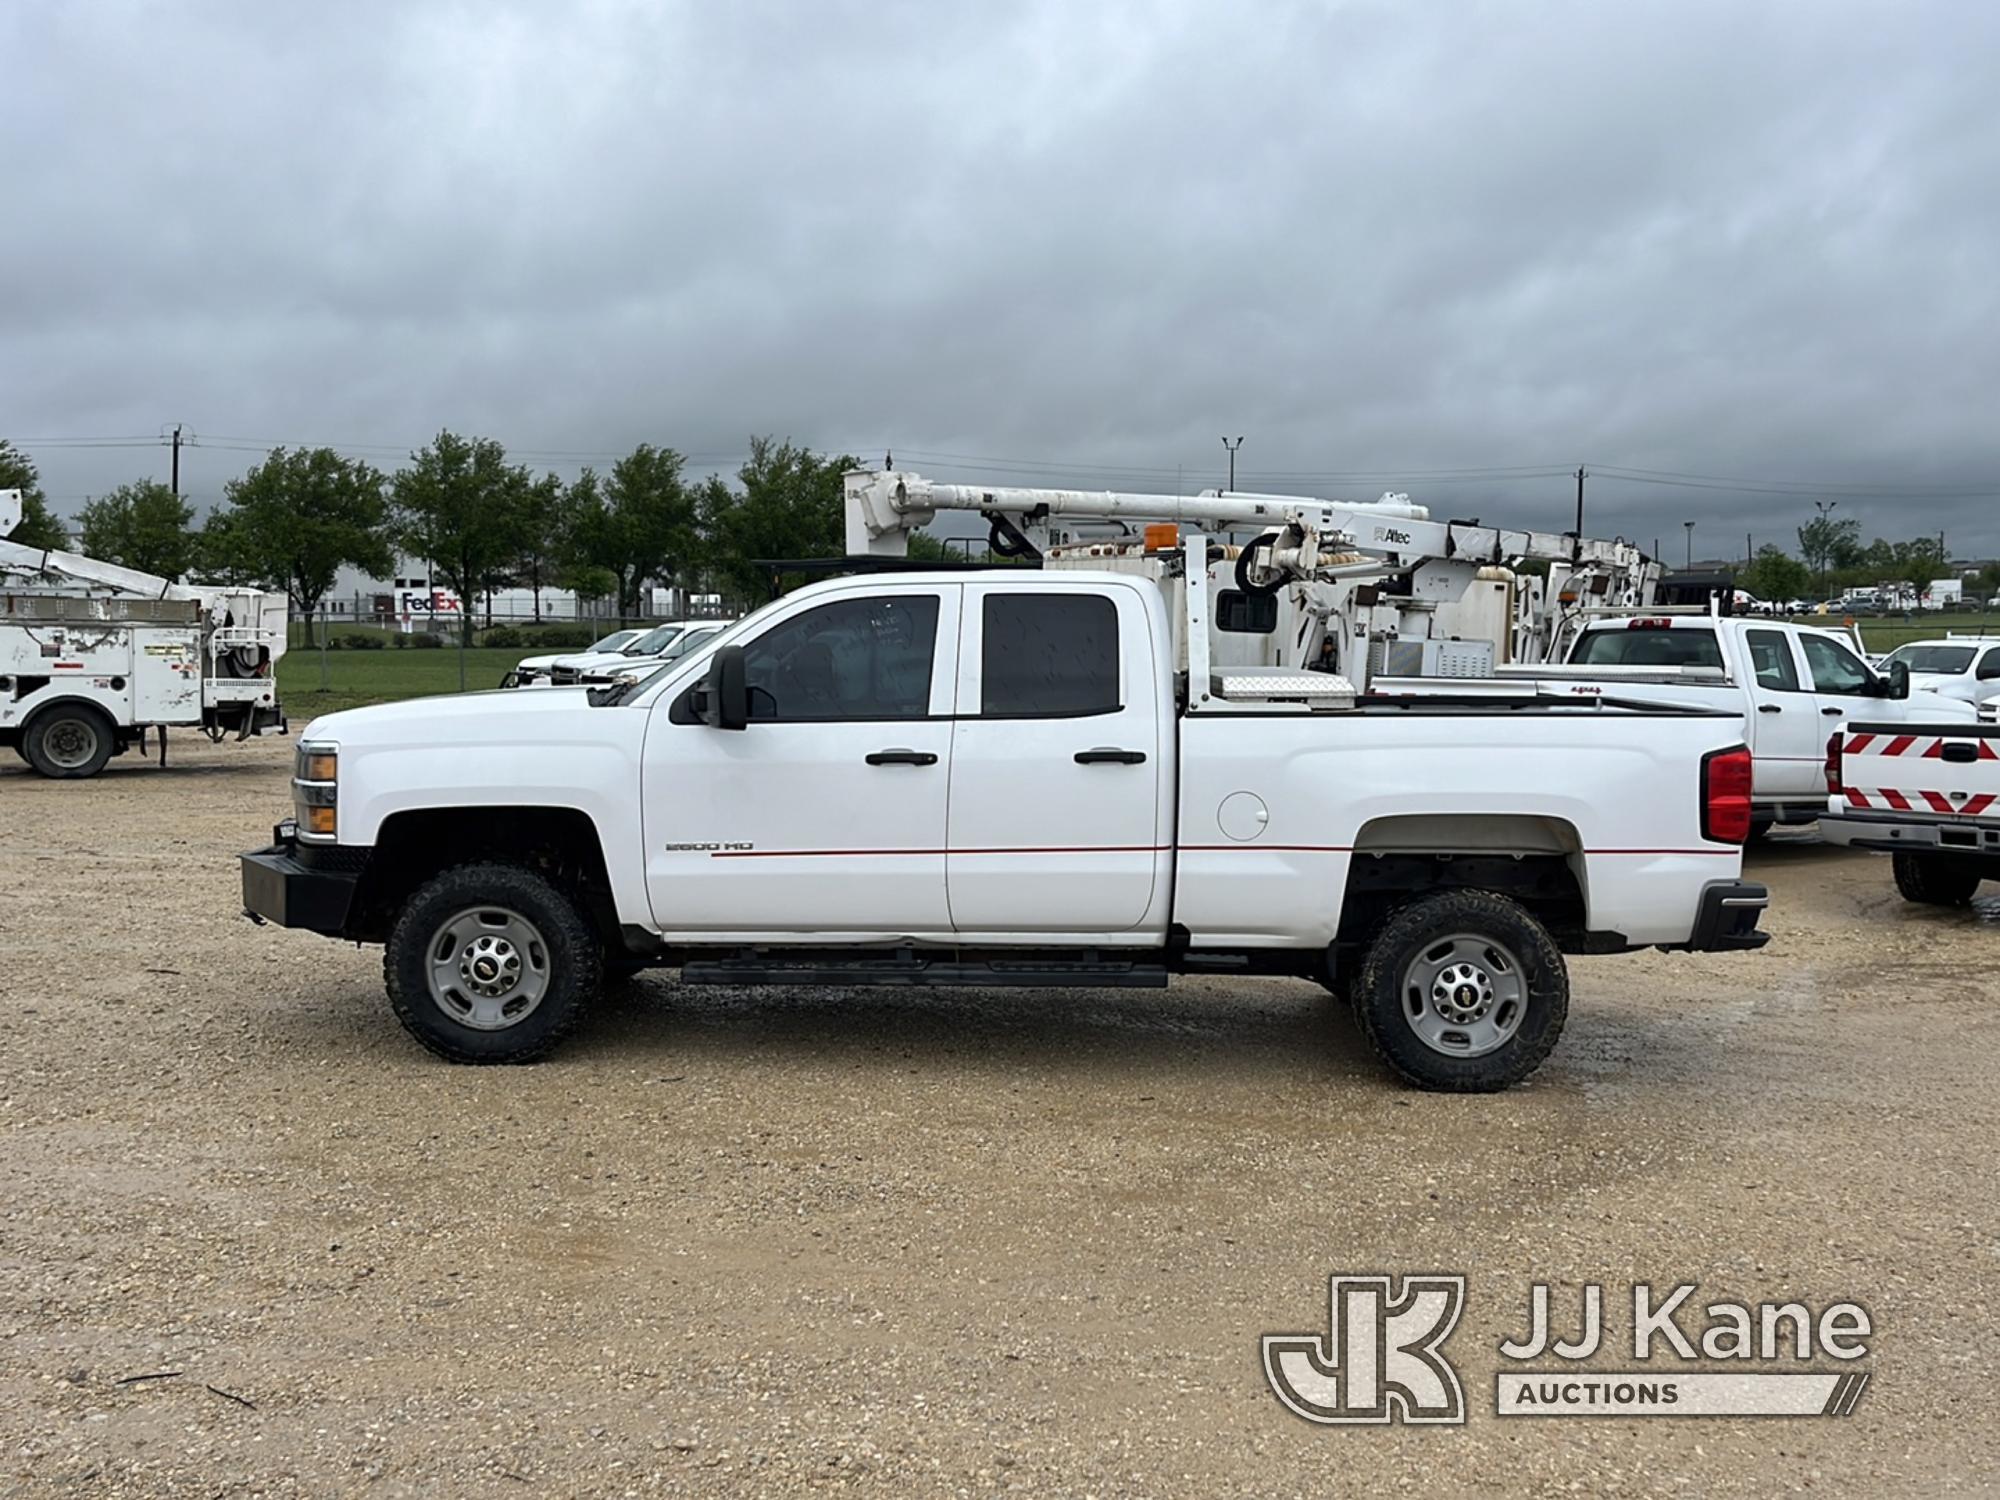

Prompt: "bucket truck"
[1,488,288,779]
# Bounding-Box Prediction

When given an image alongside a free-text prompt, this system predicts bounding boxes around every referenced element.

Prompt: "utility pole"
[1221,436,1244,493]
[1573,466,1587,534]
[170,423,183,496]
[1814,499,1838,602]
[1684,520,1696,570]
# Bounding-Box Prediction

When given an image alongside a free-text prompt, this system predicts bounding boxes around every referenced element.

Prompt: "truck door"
[643,584,960,937]
[1800,632,1884,743]
[1740,627,1823,796]
[945,582,1168,934]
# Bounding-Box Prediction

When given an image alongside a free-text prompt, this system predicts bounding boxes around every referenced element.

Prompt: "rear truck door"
[1738,626,1824,796]
[945,581,1168,934]
[642,583,961,937]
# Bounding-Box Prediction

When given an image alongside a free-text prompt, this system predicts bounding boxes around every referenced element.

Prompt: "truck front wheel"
[23,704,115,779]
[1353,890,1569,1092]
[1891,850,1983,907]
[385,862,601,1063]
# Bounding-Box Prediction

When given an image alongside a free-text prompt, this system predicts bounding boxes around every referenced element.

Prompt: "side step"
[681,951,1169,989]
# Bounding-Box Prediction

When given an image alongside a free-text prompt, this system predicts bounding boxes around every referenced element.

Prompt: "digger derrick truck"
[0,488,288,779]
[241,469,1765,1093]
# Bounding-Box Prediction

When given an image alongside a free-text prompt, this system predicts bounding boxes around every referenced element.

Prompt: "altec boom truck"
[0,488,288,778]
[241,468,1765,1093]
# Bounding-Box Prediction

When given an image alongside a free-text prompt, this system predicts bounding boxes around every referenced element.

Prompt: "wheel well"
[345,806,618,945]
[1337,815,1589,951]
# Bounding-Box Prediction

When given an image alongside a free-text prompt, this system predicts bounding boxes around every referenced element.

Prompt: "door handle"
[866,749,937,766]
[1941,742,1978,764]
[1758,704,1782,713]
[1075,747,1147,765]
[1821,706,1843,716]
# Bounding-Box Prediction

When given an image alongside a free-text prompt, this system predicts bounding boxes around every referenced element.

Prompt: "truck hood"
[1908,673,1975,700]
[299,687,609,747]
[1905,687,1979,718]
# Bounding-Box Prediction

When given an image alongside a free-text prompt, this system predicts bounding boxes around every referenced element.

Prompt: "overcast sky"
[6,0,2000,562]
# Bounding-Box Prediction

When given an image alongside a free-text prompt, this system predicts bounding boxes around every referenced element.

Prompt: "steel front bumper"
[1671,879,1770,952]
[240,828,363,936]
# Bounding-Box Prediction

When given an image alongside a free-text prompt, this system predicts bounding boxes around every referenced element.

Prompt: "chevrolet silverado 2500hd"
[241,558,1767,1092]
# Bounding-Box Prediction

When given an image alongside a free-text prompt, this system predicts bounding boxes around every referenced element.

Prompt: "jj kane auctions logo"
[1264,1276,1872,1424]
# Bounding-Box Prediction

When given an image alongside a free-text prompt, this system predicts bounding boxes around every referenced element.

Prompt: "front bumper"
[1672,879,1771,951]
[240,826,363,936]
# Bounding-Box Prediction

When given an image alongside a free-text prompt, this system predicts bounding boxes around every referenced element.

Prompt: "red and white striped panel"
[1843,731,2000,760]
[1842,787,1998,816]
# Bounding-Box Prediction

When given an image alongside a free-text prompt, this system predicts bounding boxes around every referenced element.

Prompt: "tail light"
[1701,745,1753,844]
[1824,731,1844,795]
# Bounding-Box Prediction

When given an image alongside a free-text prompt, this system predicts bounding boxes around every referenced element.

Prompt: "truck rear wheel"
[1352,890,1568,1092]
[1891,850,1983,907]
[385,862,600,1063]
[23,704,115,779]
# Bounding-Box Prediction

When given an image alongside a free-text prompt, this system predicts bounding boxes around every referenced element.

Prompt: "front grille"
[551,667,579,684]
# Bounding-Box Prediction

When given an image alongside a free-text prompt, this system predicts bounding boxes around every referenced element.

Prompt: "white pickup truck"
[1528,614,1974,834]
[1820,718,2000,905]
[241,555,1768,1092]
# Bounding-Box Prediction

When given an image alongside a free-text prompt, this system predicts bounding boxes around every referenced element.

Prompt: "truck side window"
[1980,648,2000,682]
[740,595,939,720]
[1216,589,1278,634]
[982,594,1120,716]
[1745,629,1801,691]
[1800,635,1871,695]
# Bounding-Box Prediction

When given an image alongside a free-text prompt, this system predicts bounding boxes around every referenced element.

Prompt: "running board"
[680,952,1169,988]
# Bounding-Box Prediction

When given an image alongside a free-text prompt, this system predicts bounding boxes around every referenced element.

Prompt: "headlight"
[293,743,337,838]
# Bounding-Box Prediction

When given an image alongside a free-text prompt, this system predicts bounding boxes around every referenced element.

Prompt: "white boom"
[841,469,1658,683]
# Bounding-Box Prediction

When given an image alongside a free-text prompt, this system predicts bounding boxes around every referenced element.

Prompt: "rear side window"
[1745,629,1801,691]
[1570,627,1724,669]
[1216,589,1278,634]
[982,594,1120,716]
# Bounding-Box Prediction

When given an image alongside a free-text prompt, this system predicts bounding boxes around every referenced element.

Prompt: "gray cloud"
[6,0,2000,562]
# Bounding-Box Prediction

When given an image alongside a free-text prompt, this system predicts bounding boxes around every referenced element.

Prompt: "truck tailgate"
[1836,722,2000,818]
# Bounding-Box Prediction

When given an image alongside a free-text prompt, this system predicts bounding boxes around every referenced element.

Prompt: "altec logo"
[1262,1275,1467,1425]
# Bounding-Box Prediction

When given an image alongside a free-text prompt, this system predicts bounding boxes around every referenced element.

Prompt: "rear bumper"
[1820,809,2000,858]
[240,829,363,936]
[1666,879,1770,951]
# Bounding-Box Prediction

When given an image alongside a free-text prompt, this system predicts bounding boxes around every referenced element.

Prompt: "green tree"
[203,447,394,646]
[1796,514,1863,596]
[392,432,532,643]
[513,471,569,623]
[1738,544,1811,605]
[0,440,66,549]
[699,437,858,602]
[593,444,698,616]
[77,480,195,578]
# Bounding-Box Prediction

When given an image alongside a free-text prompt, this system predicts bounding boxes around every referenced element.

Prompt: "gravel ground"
[2,734,1996,1497]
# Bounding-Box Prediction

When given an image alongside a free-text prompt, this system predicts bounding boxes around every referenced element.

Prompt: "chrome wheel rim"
[45,717,98,769]
[427,906,551,1030]
[1400,933,1527,1058]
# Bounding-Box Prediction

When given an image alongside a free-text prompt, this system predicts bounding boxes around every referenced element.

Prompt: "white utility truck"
[1875,636,2000,719]
[1452,611,1976,835]
[503,627,645,687]
[243,472,1767,1092]
[1821,717,2000,905]
[1,488,287,778]
[504,621,702,688]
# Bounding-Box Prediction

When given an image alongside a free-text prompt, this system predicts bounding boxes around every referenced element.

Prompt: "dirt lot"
[2,734,1996,1497]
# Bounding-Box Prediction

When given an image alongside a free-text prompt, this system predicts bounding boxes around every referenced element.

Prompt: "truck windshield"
[1570,627,1725,669]
[1883,644,1975,674]
[622,624,685,655]
[588,629,639,653]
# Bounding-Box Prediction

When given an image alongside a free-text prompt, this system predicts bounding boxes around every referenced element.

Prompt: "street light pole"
[1221,436,1244,493]
[1684,520,1695,570]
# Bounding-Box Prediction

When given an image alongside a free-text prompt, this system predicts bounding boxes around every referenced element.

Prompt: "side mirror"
[696,644,750,729]
[1884,660,1911,700]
